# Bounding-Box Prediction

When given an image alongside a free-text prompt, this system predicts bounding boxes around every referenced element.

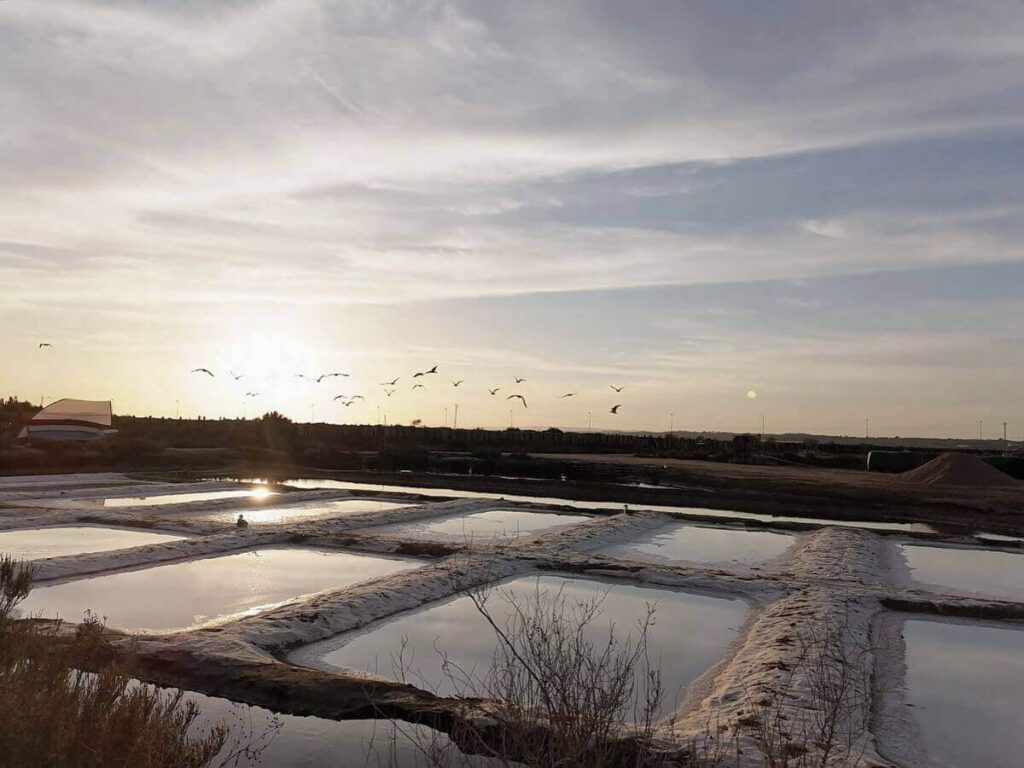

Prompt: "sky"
[1,0,1022,438]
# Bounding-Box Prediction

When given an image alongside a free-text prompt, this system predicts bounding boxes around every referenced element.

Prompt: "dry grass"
[0,554,247,768]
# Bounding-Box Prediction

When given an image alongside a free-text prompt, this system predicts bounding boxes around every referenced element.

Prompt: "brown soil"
[900,452,1018,488]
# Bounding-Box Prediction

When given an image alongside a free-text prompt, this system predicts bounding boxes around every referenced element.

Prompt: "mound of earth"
[900,452,1018,487]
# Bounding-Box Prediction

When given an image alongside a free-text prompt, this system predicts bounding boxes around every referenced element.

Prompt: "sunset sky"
[2,1,1022,437]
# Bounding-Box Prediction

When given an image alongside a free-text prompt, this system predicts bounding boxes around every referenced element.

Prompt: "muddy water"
[290,574,747,720]
[903,620,1024,768]
[900,544,1024,601]
[372,508,593,541]
[598,522,795,565]
[19,547,423,631]
[0,526,185,561]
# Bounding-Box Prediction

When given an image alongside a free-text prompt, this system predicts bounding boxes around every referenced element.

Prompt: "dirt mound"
[900,452,1018,487]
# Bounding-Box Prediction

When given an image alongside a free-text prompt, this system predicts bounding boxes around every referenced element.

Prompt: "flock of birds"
[35,344,626,421]
[187,363,627,417]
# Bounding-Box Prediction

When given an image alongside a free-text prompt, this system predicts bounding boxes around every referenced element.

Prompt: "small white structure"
[18,399,118,441]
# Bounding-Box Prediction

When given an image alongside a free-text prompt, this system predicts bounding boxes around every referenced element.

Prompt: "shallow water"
[0,526,185,561]
[372,508,593,541]
[903,620,1024,768]
[103,488,277,507]
[19,547,423,631]
[290,574,747,719]
[599,522,795,565]
[900,544,1024,601]
[197,499,411,524]
[226,477,936,533]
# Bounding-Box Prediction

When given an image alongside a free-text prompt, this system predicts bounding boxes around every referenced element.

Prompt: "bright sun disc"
[746,390,757,399]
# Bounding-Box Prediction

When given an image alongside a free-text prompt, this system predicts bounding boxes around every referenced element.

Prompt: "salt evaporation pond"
[371,508,592,541]
[599,522,795,566]
[20,547,423,631]
[103,488,276,507]
[902,620,1024,768]
[290,574,747,719]
[900,544,1024,601]
[0,526,185,561]
[195,499,411,525]
[228,477,935,533]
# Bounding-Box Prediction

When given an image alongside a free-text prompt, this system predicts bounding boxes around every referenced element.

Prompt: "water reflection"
[104,489,276,507]
[19,547,423,632]
[0,526,184,561]
[900,544,1024,601]
[370,509,592,541]
[599,522,795,565]
[196,499,411,524]
[903,620,1024,768]
[290,574,746,720]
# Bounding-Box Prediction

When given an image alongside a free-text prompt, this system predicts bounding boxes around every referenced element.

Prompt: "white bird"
[317,372,349,382]
[192,368,215,377]
[384,388,396,397]
[507,394,528,408]
[610,404,622,414]
[228,370,244,380]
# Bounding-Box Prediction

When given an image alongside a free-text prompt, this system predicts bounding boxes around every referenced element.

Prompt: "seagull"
[610,404,622,414]
[228,370,244,380]
[507,394,528,408]
[245,392,259,397]
[381,377,400,386]
[191,368,215,377]
[610,385,625,393]
[412,383,425,390]
[316,372,349,382]
[452,380,464,387]
[488,388,501,395]
[38,342,52,349]
[413,365,438,378]
[349,395,364,401]
[340,400,355,407]
[295,373,311,381]
[332,394,349,401]
[514,376,526,384]
[559,392,577,398]
[384,388,396,397]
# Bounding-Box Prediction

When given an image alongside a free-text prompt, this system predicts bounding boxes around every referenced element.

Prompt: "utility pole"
[979,420,983,440]
[670,412,674,433]
[865,418,869,439]
[376,405,381,425]
[175,399,180,419]
[1004,421,1008,442]
[587,411,592,432]
[444,407,448,428]
[453,403,459,430]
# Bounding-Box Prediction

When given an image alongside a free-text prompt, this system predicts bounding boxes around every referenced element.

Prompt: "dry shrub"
[384,576,732,768]
[0,555,245,768]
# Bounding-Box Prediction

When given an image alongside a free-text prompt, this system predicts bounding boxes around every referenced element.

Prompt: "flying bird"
[452,380,464,387]
[349,395,364,401]
[38,342,52,349]
[381,377,400,386]
[559,393,577,398]
[610,385,625,393]
[507,394,528,408]
[191,368,215,377]
[514,376,526,384]
[488,388,500,395]
[610,404,622,414]
[228,370,243,380]
[384,388,396,397]
[316,372,349,382]
[332,394,349,401]
[245,392,259,397]
[413,365,438,378]
[412,384,425,390]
